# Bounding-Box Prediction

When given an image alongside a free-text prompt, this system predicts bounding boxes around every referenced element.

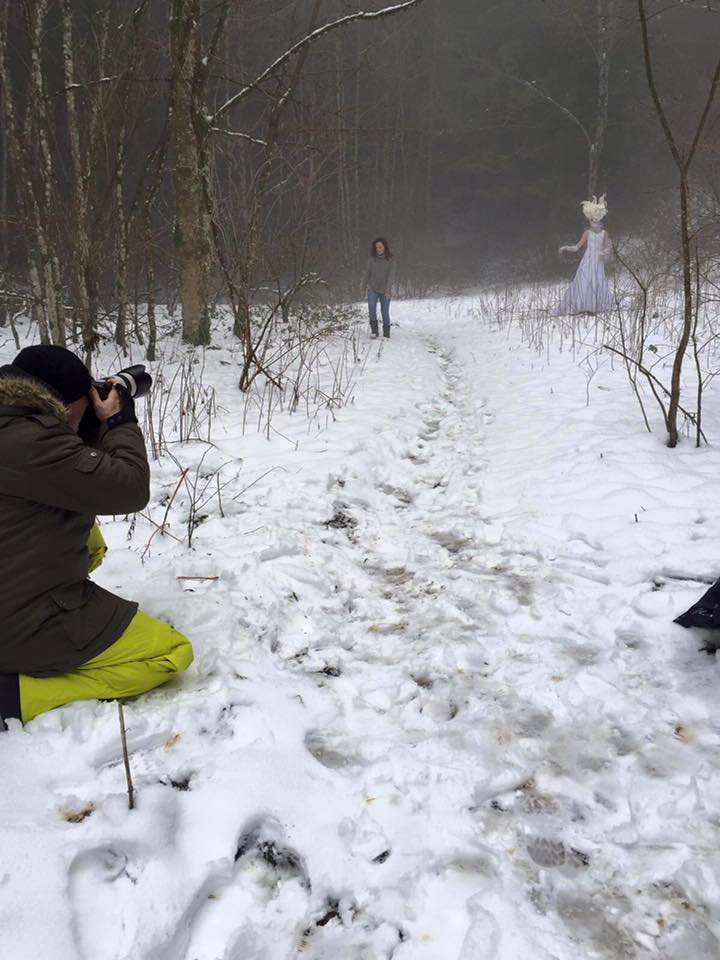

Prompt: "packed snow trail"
[2,299,720,959]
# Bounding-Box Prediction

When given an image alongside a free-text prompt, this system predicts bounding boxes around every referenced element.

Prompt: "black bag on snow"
[675,577,720,631]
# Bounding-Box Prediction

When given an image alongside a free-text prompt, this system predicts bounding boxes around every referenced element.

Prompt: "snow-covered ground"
[2,298,720,960]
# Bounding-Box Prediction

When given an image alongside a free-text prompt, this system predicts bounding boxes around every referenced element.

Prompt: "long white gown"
[555,227,613,315]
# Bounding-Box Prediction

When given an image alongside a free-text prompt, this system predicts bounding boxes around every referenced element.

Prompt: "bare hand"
[89,384,123,423]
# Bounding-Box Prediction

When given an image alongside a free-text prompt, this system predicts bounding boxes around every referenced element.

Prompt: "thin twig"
[118,702,135,811]
[604,344,708,442]
[231,465,287,502]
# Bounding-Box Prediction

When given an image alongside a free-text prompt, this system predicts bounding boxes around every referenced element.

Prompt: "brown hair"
[370,237,392,258]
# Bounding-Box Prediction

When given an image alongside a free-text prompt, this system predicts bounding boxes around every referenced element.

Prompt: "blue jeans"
[368,290,391,337]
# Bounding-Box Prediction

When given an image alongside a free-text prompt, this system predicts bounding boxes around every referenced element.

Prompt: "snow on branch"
[51,75,120,97]
[476,58,591,146]
[210,0,426,126]
[209,126,267,146]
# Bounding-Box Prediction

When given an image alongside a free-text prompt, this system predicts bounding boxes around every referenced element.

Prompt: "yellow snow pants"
[18,525,193,723]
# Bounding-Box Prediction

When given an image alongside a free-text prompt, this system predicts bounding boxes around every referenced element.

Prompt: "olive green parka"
[0,372,150,676]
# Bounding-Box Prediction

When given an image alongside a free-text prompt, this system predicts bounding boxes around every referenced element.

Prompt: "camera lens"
[115,365,152,399]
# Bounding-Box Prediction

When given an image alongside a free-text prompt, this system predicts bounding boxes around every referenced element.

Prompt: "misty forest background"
[0,0,718,370]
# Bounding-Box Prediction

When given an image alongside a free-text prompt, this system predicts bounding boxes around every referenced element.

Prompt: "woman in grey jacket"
[362,238,396,338]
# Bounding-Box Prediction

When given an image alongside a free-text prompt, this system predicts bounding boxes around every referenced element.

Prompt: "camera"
[78,364,152,439]
[93,364,152,401]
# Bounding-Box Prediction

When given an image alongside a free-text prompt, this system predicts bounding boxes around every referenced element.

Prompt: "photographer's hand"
[89,384,124,423]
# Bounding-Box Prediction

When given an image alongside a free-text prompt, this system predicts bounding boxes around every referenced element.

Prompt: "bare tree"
[587,0,622,196]
[0,1,63,344]
[206,0,427,371]
[61,1,105,358]
[476,0,622,197]
[113,4,153,352]
[169,0,219,346]
[638,0,720,447]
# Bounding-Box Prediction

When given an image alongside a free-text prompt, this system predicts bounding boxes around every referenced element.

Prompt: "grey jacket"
[363,255,396,296]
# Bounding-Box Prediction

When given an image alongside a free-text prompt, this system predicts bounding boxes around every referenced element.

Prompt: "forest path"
[3,304,720,960]
[172,328,532,959]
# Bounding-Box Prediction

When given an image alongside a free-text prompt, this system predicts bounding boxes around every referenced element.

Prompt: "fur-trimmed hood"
[0,368,150,676]
[0,369,69,422]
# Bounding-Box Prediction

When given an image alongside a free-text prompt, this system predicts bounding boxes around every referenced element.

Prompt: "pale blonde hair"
[581,194,608,223]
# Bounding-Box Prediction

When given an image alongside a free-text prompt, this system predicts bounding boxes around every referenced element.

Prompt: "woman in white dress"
[555,194,613,315]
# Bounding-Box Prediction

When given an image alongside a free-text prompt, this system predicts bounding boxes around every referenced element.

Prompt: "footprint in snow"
[525,835,590,869]
[67,789,189,960]
[560,639,602,666]
[430,530,473,554]
[614,625,648,650]
[68,843,147,960]
[299,903,406,959]
[419,420,440,441]
[556,892,636,959]
[338,811,390,864]
[305,730,363,770]
[379,483,415,506]
[658,912,720,960]
[512,706,554,738]
[324,505,358,537]
[456,892,501,960]
[69,838,210,960]
[183,816,311,960]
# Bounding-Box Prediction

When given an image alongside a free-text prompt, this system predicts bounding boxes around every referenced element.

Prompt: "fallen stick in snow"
[117,702,135,811]
[176,575,220,581]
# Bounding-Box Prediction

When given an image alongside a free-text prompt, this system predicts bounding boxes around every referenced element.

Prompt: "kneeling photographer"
[0,345,193,729]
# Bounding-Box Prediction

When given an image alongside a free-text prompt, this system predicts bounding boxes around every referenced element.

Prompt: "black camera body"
[79,364,152,439]
[93,364,152,401]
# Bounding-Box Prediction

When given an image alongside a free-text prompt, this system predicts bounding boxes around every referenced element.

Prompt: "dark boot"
[0,673,20,729]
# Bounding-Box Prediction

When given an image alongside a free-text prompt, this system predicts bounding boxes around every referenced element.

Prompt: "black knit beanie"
[12,345,92,405]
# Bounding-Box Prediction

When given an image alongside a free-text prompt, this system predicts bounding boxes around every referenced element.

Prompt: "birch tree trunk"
[62,0,97,356]
[586,0,620,196]
[115,161,130,352]
[0,1,59,344]
[352,7,362,270]
[29,0,64,345]
[170,0,212,346]
[114,5,148,352]
[422,10,437,261]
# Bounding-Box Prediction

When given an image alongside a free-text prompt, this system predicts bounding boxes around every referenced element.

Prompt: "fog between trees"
[0,0,718,350]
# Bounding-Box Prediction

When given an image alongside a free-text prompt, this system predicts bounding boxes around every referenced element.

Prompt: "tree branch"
[474,57,591,145]
[604,343,708,441]
[687,51,720,166]
[210,126,267,145]
[637,0,683,170]
[210,0,426,125]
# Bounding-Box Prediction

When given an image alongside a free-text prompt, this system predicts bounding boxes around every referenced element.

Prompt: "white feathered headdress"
[581,194,608,223]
